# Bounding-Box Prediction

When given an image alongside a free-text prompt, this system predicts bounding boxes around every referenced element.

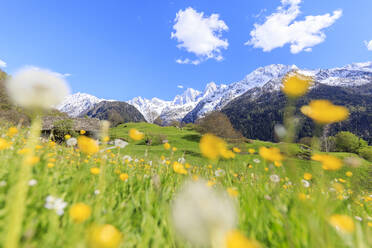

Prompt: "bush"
[358,147,372,162]
[52,119,76,142]
[334,131,367,153]
[195,112,242,139]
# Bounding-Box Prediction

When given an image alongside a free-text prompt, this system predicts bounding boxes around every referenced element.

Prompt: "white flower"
[134,159,139,163]
[301,179,310,188]
[270,174,280,183]
[123,155,132,162]
[171,180,237,247]
[253,158,261,164]
[214,169,226,177]
[66,137,77,146]
[6,67,70,109]
[178,157,186,164]
[0,180,7,187]
[355,216,362,221]
[94,189,100,195]
[44,195,67,216]
[28,179,37,186]
[114,139,128,148]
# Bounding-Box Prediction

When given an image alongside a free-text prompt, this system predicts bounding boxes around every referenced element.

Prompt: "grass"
[0,122,370,247]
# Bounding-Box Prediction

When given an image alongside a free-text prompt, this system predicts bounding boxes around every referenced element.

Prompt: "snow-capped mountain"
[57,61,372,125]
[57,92,105,117]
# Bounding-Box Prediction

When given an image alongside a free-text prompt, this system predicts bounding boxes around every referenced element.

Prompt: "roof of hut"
[42,116,102,132]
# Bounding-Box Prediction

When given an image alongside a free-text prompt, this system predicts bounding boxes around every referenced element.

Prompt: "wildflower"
[274,161,282,167]
[329,214,355,233]
[45,196,67,216]
[259,147,283,162]
[298,193,309,200]
[312,154,342,171]
[248,148,255,154]
[90,167,100,175]
[173,162,187,175]
[281,72,312,97]
[172,147,177,152]
[301,100,349,124]
[301,179,310,188]
[123,155,132,162]
[163,142,171,150]
[69,203,91,223]
[304,173,312,180]
[171,180,237,247]
[129,128,144,141]
[200,134,230,160]
[207,180,216,187]
[7,127,18,137]
[78,136,99,155]
[17,148,31,155]
[66,137,77,146]
[80,130,86,135]
[178,157,186,164]
[28,179,37,186]
[215,169,226,177]
[94,190,100,195]
[114,139,128,148]
[346,171,352,177]
[227,188,239,198]
[5,67,70,109]
[64,134,71,140]
[232,147,241,153]
[103,136,110,142]
[25,156,40,165]
[269,174,280,183]
[253,158,261,164]
[0,138,11,150]
[119,173,129,181]
[87,224,122,248]
[225,230,261,248]
[264,167,269,172]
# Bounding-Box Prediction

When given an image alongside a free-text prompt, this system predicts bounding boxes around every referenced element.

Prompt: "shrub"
[334,131,367,153]
[358,147,372,162]
[52,119,76,142]
[195,112,242,139]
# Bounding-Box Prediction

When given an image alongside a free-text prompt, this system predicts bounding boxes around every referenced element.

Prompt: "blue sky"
[0,0,371,101]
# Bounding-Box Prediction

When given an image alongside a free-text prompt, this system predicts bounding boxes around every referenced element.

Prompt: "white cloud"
[62,73,72,78]
[365,40,372,51]
[246,0,342,54]
[0,59,7,68]
[23,66,71,78]
[177,85,184,89]
[171,7,229,64]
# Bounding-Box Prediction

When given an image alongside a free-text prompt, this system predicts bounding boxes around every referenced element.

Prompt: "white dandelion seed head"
[270,174,280,183]
[6,67,70,109]
[214,169,226,177]
[301,179,310,188]
[171,180,237,247]
[66,137,77,146]
[114,139,128,148]
[28,179,37,186]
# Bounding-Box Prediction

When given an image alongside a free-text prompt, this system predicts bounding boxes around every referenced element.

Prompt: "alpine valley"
[57,62,372,143]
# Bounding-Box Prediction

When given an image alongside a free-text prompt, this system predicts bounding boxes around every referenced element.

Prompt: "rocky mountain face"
[56,92,105,117]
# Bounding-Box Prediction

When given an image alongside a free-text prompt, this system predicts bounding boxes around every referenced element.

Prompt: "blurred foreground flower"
[69,203,91,223]
[129,128,144,141]
[329,214,355,234]
[5,67,70,109]
[281,72,312,98]
[114,139,128,148]
[7,127,18,137]
[259,147,283,162]
[171,180,237,247]
[200,134,231,160]
[45,196,67,216]
[78,136,99,155]
[301,100,349,124]
[226,230,261,248]
[312,154,343,171]
[173,161,187,175]
[87,224,122,248]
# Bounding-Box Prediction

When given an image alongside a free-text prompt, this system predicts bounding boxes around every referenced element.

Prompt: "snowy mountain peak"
[172,88,201,105]
[57,92,105,117]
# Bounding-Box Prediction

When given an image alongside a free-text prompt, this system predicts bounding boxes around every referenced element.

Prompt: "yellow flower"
[329,214,355,233]
[163,142,171,150]
[345,171,352,177]
[47,163,55,168]
[226,230,261,248]
[119,173,129,181]
[192,175,199,181]
[264,167,269,172]
[301,100,349,124]
[227,188,239,198]
[64,134,71,140]
[128,128,144,141]
[7,127,18,137]
[78,136,99,155]
[172,147,177,152]
[281,72,312,97]
[232,147,241,153]
[0,138,11,150]
[173,162,187,175]
[311,154,342,171]
[185,163,191,169]
[298,193,309,200]
[248,148,255,154]
[87,224,122,248]
[304,173,312,180]
[199,134,229,160]
[259,147,283,162]
[80,130,86,135]
[274,161,282,167]
[90,167,100,175]
[25,156,40,165]
[103,136,110,142]
[35,145,43,150]
[206,180,216,187]
[69,203,91,223]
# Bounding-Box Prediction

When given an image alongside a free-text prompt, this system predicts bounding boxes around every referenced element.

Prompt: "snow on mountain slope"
[57,92,105,117]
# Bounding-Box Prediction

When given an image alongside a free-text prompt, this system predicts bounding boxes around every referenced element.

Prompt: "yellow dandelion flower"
[311,154,342,171]
[25,156,40,165]
[248,164,253,168]
[35,145,43,150]
[227,188,239,198]
[232,147,241,153]
[274,161,282,167]
[47,163,55,168]
[78,136,99,155]
[64,134,71,140]
[7,127,18,137]
[199,134,230,160]
[69,203,91,223]
[87,224,122,248]
[119,173,129,181]
[172,147,177,152]
[298,193,308,200]
[0,138,11,150]
[206,180,216,187]
[163,142,171,150]
[329,214,355,233]
[128,128,144,141]
[90,167,100,175]
[301,100,349,124]
[304,173,312,180]
[185,163,191,169]
[173,162,187,175]
[281,72,312,98]
[264,167,269,172]
[80,130,86,135]
[259,147,283,162]
[17,148,31,155]
[103,136,110,142]
[248,148,255,154]
[226,230,261,248]
[345,171,352,177]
